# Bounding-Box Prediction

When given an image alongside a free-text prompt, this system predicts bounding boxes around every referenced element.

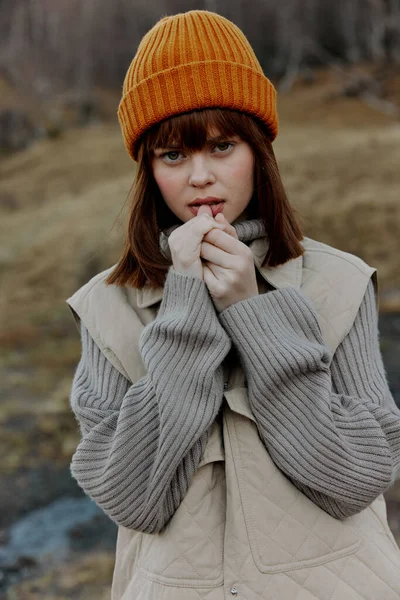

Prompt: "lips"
[189,202,225,217]
[189,196,224,206]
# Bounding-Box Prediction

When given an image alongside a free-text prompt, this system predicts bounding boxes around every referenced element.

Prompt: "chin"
[232,212,249,225]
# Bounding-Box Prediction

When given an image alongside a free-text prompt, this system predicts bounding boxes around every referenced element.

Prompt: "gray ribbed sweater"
[69,221,400,533]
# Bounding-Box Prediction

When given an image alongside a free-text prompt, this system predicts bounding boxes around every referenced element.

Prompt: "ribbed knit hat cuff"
[118,60,278,161]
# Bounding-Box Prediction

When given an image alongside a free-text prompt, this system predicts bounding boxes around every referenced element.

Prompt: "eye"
[213,142,234,153]
[160,150,184,164]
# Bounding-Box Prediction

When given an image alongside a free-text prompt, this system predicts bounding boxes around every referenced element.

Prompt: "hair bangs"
[142,109,250,155]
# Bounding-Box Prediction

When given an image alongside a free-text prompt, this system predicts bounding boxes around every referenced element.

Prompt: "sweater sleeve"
[218,278,400,519]
[69,266,231,533]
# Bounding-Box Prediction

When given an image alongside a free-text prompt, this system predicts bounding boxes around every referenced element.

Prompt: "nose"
[188,154,216,187]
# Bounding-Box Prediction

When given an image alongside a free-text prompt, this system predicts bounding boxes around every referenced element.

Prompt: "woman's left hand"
[200,211,259,313]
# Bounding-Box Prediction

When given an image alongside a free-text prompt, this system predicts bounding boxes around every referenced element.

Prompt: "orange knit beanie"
[117,10,278,161]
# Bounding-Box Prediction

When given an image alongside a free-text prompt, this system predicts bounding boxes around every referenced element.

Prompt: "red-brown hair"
[106,108,304,288]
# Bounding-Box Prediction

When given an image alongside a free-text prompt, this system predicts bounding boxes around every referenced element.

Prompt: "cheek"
[153,167,180,200]
[228,153,254,189]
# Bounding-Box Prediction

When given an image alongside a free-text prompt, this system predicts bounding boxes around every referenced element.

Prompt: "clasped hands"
[198,204,258,313]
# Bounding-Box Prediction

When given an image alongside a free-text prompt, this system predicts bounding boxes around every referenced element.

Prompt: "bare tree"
[1,0,399,109]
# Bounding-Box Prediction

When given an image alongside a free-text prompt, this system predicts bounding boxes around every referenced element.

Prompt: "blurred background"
[0,0,400,597]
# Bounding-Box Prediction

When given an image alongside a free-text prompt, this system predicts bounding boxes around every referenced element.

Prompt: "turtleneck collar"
[159,218,267,261]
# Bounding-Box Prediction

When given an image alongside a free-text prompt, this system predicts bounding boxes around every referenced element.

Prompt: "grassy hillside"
[1,73,400,346]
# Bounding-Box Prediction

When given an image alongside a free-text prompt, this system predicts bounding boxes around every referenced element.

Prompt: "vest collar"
[136,236,304,309]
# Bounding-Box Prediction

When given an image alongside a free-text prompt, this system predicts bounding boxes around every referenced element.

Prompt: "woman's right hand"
[168,205,226,280]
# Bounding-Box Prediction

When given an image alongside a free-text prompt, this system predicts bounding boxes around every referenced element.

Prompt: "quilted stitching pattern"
[231,414,360,570]
[113,406,400,600]
[122,571,224,600]
[221,408,400,600]
[137,460,226,585]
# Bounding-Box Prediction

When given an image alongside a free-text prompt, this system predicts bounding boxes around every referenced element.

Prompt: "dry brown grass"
[6,550,115,599]
[1,70,399,341]
[0,123,133,335]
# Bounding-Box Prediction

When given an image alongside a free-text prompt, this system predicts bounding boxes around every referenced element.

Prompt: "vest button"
[230,587,238,596]
[223,382,228,390]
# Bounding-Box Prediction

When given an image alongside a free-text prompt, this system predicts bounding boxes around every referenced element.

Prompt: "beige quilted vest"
[67,236,400,600]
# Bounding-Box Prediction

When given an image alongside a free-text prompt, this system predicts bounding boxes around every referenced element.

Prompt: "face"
[151,128,255,225]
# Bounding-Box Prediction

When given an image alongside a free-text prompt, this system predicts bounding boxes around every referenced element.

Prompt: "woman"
[67,10,400,599]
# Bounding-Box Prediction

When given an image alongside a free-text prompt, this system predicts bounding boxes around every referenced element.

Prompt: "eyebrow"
[155,134,236,151]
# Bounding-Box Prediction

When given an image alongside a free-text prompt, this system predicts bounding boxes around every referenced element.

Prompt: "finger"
[201,226,245,260]
[200,239,236,268]
[197,204,225,229]
[213,212,239,239]
[202,225,241,253]
[196,205,228,231]
[188,207,225,237]
[214,212,226,224]
[202,261,219,287]
[197,204,213,218]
